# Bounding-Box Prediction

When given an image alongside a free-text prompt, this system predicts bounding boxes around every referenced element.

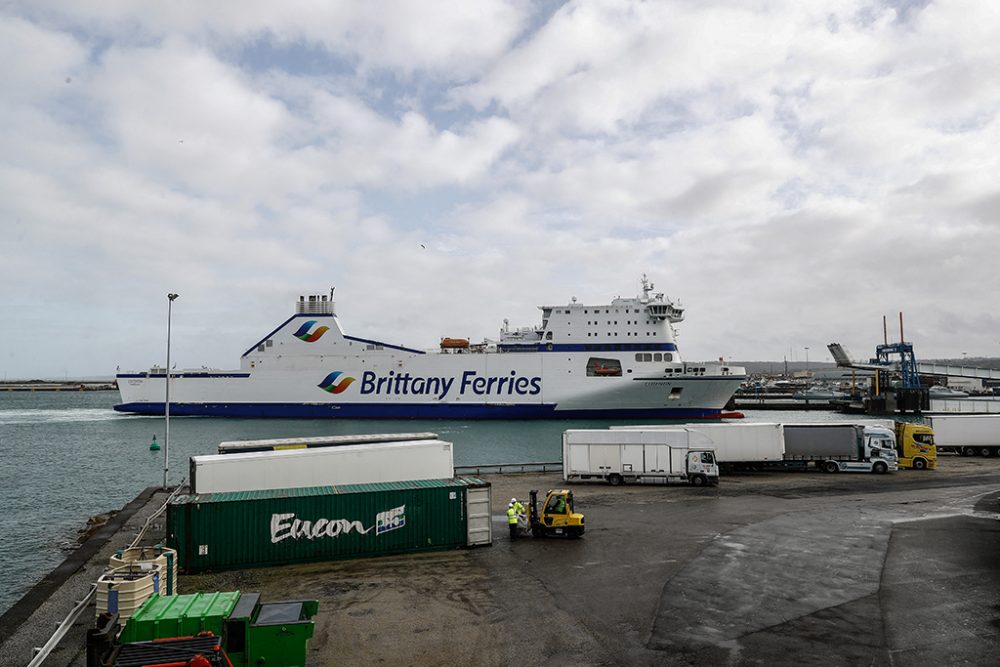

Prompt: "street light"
[804,346,810,373]
[164,293,178,489]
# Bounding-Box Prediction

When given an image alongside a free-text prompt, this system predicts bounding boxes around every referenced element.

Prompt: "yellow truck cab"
[894,422,936,469]
[864,422,936,470]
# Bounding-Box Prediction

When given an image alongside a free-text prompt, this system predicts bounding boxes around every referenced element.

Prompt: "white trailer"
[925,415,1000,456]
[613,423,785,470]
[563,429,719,486]
[190,439,455,494]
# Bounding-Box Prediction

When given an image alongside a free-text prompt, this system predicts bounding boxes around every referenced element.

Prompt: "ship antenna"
[641,274,653,298]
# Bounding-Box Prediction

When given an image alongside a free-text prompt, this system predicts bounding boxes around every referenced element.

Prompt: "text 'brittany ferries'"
[360,370,542,400]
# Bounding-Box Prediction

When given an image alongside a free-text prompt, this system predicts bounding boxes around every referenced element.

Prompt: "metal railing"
[27,483,186,666]
[455,462,561,475]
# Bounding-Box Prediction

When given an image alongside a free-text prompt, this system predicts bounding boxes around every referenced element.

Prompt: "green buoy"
[150,435,160,451]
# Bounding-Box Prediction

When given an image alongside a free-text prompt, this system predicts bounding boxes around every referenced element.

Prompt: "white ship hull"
[115,281,745,419]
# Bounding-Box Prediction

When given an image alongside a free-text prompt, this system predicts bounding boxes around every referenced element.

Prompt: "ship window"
[664,353,672,362]
[635,353,642,361]
[654,353,662,362]
[669,387,683,400]
[546,332,553,339]
[257,344,265,352]
[266,340,273,347]
[565,310,571,314]
[587,358,622,377]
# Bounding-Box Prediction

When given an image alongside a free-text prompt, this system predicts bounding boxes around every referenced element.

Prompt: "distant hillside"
[697,358,1000,375]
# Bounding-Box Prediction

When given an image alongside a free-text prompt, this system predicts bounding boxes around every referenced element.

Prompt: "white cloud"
[2,1,1000,378]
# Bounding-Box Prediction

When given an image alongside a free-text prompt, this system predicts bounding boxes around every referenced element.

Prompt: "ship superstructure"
[115,278,745,419]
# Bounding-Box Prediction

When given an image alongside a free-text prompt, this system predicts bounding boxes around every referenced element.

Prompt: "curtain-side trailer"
[781,423,896,473]
[562,429,719,486]
[615,423,896,473]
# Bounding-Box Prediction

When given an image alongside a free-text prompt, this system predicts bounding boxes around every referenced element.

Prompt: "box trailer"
[615,423,785,471]
[782,423,896,473]
[168,477,492,573]
[218,432,439,454]
[925,415,1000,456]
[562,429,719,486]
[191,439,454,495]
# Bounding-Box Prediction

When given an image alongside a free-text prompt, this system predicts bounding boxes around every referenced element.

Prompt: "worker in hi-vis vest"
[506,504,519,539]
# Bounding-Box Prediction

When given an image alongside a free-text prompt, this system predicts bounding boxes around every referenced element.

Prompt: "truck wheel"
[690,475,706,487]
[912,458,927,470]
[873,461,888,474]
[823,461,840,474]
[980,448,993,457]
[963,447,976,457]
[608,473,623,486]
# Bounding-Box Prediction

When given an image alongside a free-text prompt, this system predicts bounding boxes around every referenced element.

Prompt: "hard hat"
[510,497,517,502]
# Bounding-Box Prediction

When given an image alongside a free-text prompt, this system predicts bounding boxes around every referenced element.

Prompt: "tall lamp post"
[804,346,810,374]
[164,293,178,489]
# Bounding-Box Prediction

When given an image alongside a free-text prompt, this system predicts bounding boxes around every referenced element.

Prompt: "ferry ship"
[114,277,745,419]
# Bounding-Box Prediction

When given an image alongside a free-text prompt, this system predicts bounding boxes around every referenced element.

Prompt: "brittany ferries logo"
[317,369,542,399]
[293,320,330,342]
[318,371,355,394]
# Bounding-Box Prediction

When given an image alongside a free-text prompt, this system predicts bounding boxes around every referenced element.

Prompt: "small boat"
[929,386,969,399]
[792,387,849,401]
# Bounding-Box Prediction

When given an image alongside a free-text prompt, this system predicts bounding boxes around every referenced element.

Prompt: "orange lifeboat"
[440,337,470,349]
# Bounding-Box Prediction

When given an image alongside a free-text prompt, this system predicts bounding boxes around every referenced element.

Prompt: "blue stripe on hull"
[113,402,726,419]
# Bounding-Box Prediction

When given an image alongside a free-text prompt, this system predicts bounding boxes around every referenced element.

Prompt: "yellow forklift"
[527,489,585,538]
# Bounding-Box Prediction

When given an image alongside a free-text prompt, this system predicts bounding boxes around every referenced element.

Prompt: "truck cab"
[864,423,936,470]
[894,422,936,470]
[825,440,897,474]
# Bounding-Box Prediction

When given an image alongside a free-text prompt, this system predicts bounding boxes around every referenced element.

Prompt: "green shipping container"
[168,477,490,573]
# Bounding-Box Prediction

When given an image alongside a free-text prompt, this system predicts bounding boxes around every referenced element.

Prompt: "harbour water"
[0,390,866,615]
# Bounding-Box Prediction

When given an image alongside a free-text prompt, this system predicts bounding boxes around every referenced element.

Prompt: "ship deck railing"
[455,461,562,475]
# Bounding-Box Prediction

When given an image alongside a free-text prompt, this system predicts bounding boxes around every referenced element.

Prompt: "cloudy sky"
[2,0,999,379]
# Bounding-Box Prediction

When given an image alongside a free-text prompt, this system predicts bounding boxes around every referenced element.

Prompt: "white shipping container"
[191,439,455,494]
[217,432,439,454]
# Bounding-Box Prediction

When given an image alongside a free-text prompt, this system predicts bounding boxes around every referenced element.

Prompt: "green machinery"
[111,591,318,667]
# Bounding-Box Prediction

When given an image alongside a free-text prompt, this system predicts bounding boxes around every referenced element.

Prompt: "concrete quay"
[1,457,998,666]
